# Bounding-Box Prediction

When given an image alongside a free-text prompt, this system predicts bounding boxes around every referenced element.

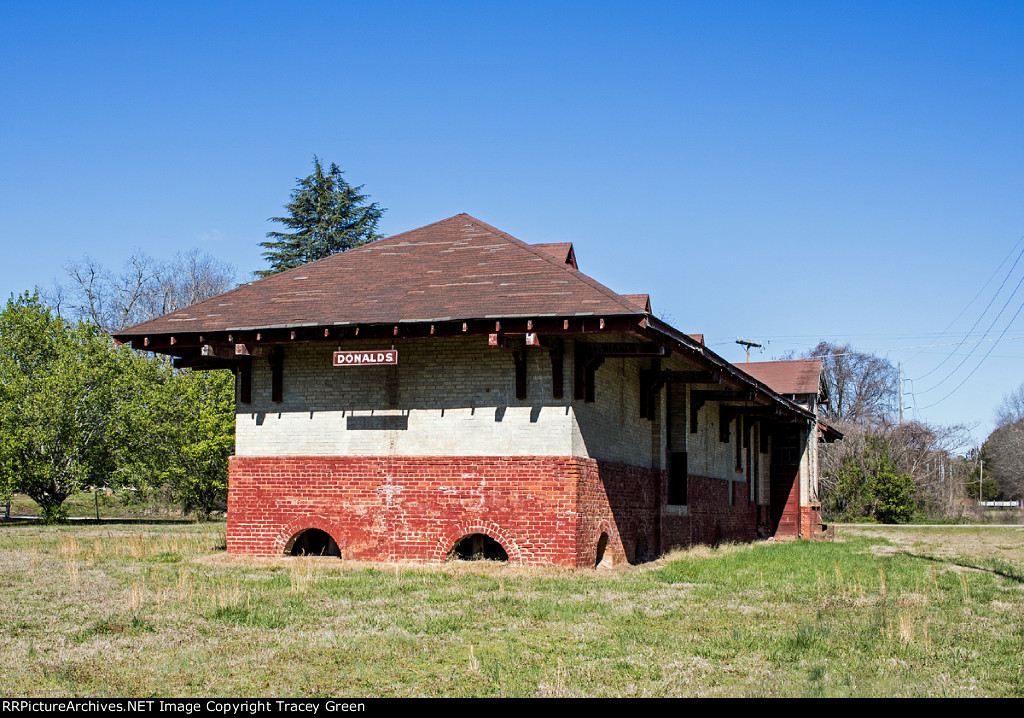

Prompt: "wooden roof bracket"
[489,335,528,400]
[639,359,664,419]
[573,341,667,404]
[690,390,755,435]
[573,341,605,402]
[660,370,721,384]
[548,337,564,400]
[719,404,779,442]
[268,347,284,403]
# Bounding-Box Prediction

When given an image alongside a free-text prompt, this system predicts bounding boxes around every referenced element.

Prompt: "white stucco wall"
[236,338,580,457]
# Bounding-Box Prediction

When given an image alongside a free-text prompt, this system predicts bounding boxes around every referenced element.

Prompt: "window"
[734,415,743,471]
[752,423,760,502]
[773,426,803,465]
[668,451,688,506]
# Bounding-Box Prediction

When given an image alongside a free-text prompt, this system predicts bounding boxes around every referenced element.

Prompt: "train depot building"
[115,214,839,567]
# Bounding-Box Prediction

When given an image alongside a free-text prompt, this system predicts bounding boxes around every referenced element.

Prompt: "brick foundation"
[799,503,823,539]
[228,455,765,565]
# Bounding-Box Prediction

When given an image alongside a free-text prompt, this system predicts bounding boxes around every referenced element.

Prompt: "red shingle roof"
[115,214,646,337]
[622,294,651,313]
[532,243,577,269]
[740,359,823,397]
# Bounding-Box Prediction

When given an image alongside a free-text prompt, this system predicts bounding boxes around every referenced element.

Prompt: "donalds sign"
[333,350,398,367]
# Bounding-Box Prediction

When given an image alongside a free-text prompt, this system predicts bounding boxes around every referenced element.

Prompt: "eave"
[113,313,648,361]
[641,315,816,422]
[117,310,815,424]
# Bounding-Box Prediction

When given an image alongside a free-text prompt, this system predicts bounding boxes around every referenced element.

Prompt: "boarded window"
[734,415,743,471]
[668,451,688,506]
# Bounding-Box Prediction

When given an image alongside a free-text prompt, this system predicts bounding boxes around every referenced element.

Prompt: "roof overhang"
[641,316,816,422]
[115,312,647,365]
[818,421,844,443]
[116,311,814,422]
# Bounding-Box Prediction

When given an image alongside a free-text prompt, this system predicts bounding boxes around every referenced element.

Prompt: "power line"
[906,233,1024,364]
[755,335,1024,359]
[708,328,1024,350]
[914,238,1024,384]
[917,296,1024,409]
[884,334,1024,353]
[916,268,1024,394]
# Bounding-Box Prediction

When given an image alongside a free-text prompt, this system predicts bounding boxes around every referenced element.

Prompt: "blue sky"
[2,1,1022,448]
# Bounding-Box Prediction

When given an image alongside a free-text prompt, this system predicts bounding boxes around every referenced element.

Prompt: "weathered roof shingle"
[740,359,824,397]
[116,214,645,337]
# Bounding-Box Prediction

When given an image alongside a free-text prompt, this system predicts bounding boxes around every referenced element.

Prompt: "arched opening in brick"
[288,528,341,557]
[595,532,609,568]
[448,533,509,562]
[633,529,652,565]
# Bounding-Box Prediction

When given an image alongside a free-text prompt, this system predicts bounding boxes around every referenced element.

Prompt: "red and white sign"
[333,350,398,367]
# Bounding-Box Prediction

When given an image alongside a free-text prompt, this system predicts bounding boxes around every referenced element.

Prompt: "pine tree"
[257,157,385,277]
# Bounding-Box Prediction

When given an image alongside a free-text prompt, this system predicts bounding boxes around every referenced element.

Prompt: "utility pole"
[898,362,903,425]
[980,457,983,503]
[736,337,762,363]
[942,460,949,511]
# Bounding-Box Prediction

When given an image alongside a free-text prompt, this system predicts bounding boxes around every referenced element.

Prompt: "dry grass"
[841,524,1024,562]
[1,521,1022,697]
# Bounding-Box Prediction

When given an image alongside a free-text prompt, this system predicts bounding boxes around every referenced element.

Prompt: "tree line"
[0,157,385,521]
[812,340,1021,522]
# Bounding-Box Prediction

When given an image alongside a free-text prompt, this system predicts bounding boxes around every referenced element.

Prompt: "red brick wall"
[572,463,760,566]
[228,456,763,565]
[228,456,581,565]
[575,460,662,567]
[686,475,758,546]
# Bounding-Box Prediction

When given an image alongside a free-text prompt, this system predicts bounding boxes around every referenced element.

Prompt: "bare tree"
[57,250,235,332]
[806,341,982,518]
[986,421,1024,500]
[981,382,1024,500]
[63,257,115,328]
[994,382,1024,429]
[819,417,975,517]
[806,341,899,426]
[139,249,236,322]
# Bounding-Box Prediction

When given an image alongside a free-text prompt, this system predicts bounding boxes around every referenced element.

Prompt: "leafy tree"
[0,292,136,521]
[985,382,1024,500]
[965,458,1003,502]
[869,445,915,523]
[47,245,239,519]
[257,156,385,277]
[144,368,235,519]
[99,351,234,520]
[822,436,915,523]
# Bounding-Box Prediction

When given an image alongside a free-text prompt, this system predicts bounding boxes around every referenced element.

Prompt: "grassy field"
[4,490,194,520]
[0,522,1022,697]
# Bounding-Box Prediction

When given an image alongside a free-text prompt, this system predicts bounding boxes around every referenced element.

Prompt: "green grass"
[3,489,198,520]
[0,522,1022,697]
